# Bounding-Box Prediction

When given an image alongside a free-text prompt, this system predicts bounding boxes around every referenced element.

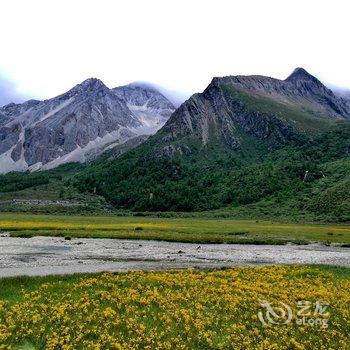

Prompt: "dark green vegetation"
[0,163,83,194]
[1,123,349,222]
[2,213,350,245]
[0,163,113,214]
[73,122,350,222]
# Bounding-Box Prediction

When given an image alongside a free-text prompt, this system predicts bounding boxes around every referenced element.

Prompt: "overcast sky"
[0,0,349,106]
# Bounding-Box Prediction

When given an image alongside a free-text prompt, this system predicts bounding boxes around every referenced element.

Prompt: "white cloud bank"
[0,0,349,105]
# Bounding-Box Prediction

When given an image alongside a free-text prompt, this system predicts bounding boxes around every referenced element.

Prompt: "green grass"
[221,84,334,133]
[0,274,86,305]
[1,213,350,245]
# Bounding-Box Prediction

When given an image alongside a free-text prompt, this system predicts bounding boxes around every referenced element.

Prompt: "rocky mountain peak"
[63,77,109,99]
[112,83,176,135]
[283,68,350,117]
[159,68,350,159]
[285,67,320,84]
[79,77,106,89]
[0,78,175,173]
[127,81,158,92]
[113,83,175,110]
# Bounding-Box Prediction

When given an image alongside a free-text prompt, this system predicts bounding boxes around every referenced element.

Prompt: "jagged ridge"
[0,79,175,173]
[156,67,350,157]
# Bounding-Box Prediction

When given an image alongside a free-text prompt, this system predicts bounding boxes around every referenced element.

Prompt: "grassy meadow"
[1,213,350,245]
[0,265,349,349]
[1,214,350,349]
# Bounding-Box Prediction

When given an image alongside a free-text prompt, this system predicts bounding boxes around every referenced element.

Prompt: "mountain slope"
[157,67,350,157]
[113,83,175,135]
[0,79,175,173]
[74,68,350,216]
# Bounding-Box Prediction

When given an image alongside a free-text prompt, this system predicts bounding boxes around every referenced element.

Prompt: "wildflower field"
[0,265,349,349]
[1,213,350,245]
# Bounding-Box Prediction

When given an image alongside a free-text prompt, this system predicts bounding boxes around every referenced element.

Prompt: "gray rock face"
[0,79,175,173]
[160,68,350,154]
[113,84,175,134]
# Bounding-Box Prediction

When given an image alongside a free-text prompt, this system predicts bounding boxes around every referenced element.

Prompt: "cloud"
[1,1,349,103]
[334,89,350,100]
[0,74,32,107]
[153,86,190,107]
[325,83,350,101]
[128,81,189,107]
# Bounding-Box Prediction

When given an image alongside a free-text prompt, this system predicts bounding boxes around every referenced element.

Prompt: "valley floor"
[1,213,350,276]
[1,214,350,349]
[1,213,350,245]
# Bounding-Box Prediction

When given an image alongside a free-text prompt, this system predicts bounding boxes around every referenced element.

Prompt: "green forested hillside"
[73,122,350,221]
[0,163,111,214]
[1,123,349,221]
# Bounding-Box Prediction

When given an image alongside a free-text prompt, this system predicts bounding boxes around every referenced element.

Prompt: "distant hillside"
[72,69,350,220]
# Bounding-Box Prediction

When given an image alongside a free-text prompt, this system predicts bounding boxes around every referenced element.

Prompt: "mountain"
[74,68,350,216]
[0,79,175,174]
[156,67,350,157]
[112,83,175,135]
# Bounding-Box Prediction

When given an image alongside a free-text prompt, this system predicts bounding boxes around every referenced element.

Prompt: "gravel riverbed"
[0,236,349,277]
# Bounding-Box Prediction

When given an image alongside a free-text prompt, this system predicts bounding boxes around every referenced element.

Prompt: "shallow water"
[0,236,349,277]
